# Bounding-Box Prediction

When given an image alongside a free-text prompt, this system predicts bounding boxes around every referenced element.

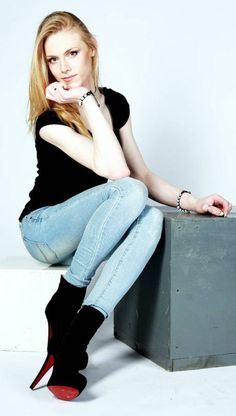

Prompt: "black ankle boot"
[45,276,87,354]
[30,275,87,390]
[47,305,105,401]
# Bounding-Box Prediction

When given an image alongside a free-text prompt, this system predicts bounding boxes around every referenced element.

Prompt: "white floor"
[1,316,236,416]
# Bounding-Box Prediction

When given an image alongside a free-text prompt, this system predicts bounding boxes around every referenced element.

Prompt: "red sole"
[48,385,80,401]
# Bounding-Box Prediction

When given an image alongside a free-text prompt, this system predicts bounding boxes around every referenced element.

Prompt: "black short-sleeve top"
[19,87,130,222]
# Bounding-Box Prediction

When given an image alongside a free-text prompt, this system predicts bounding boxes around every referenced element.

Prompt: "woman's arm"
[119,116,232,216]
[40,83,131,180]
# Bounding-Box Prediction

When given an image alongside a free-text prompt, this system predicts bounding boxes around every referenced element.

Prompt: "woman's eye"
[70,50,79,57]
[47,57,57,64]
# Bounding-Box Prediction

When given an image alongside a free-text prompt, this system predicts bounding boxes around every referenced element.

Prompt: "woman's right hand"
[45,82,88,104]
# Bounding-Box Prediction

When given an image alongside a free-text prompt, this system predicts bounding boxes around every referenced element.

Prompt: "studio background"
[0,0,235,262]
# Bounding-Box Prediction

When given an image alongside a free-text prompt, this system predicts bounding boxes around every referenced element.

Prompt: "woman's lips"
[62,75,76,82]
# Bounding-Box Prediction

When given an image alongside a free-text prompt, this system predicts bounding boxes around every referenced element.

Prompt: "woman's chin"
[65,80,83,89]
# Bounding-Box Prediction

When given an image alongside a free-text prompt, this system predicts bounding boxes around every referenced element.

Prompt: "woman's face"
[44,29,95,89]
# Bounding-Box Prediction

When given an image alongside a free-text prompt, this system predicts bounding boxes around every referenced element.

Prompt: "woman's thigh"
[20,177,148,264]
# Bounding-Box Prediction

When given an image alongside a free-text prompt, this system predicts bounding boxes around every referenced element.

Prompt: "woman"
[19,11,232,401]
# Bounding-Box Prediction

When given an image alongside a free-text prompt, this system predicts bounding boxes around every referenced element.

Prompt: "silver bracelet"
[177,190,191,213]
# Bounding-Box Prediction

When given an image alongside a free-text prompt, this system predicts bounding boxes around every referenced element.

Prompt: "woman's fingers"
[45,82,87,103]
[201,195,232,216]
[206,204,224,216]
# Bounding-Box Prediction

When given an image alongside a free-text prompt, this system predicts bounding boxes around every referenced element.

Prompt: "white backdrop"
[0,0,235,261]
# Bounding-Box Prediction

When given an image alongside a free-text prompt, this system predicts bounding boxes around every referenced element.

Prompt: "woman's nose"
[60,58,71,73]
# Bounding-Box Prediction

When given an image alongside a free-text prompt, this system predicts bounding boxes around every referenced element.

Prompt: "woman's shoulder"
[36,108,62,124]
[102,87,130,129]
[35,109,66,133]
[102,87,129,104]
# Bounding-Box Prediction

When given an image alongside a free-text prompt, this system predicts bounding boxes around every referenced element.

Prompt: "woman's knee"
[111,177,149,207]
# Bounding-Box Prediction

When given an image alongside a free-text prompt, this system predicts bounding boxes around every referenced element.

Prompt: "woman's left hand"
[194,194,232,217]
[45,82,88,104]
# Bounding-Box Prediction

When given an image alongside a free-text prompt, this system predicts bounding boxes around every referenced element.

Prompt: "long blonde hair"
[28,11,99,138]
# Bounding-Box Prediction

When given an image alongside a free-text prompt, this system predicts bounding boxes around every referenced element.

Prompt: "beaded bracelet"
[176,190,191,213]
[78,90,93,106]
[78,90,100,107]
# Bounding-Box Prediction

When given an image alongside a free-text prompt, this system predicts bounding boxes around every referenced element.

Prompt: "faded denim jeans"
[19,177,163,318]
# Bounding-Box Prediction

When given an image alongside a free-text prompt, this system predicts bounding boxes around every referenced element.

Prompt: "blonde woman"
[19,11,232,401]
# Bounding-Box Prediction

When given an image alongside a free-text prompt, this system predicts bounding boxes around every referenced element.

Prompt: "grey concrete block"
[114,206,236,371]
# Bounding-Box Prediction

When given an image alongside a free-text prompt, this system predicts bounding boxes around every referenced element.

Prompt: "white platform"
[0,256,66,351]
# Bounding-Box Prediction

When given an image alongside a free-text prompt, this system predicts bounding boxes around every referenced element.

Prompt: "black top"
[19,87,130,222]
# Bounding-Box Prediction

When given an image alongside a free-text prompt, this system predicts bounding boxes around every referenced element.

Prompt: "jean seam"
[91,214,142,307]
[59,188,104,210]
[48,181,125,217]
[37,243,58,263]
[78,187,124,281]
[23,238,60,263]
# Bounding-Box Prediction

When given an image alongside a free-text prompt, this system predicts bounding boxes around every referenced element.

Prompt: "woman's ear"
[91,36,98,56]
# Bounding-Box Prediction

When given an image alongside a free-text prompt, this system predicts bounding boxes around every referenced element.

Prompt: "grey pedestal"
[114,206,236,371]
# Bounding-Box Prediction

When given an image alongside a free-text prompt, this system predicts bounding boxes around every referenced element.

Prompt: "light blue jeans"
[19,177,163,318]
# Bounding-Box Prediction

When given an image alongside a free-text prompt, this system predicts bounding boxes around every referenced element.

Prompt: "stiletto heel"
[30,353,55,389]
[29,276,86,390]
[30,322,55,389]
